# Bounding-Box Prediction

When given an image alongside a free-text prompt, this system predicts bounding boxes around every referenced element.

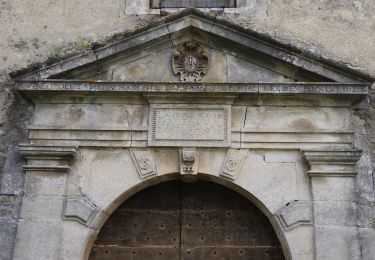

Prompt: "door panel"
[90,182,181,259]
[89,181,285,260]
[180,181,284,260]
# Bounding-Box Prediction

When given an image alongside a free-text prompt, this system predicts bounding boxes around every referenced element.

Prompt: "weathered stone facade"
[1,2,375,260]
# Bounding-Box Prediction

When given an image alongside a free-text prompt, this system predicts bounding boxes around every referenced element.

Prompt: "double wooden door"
[89,181,285,259]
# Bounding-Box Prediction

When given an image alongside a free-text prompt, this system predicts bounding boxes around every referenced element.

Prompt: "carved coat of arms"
[172,41,209,82]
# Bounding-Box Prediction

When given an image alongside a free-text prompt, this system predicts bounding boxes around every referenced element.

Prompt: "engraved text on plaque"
[149,105,231,147]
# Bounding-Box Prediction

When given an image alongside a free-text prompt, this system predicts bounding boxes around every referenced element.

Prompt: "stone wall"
[0,1,374,259]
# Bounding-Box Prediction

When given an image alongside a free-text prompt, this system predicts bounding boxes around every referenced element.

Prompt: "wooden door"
[89,181,285,259]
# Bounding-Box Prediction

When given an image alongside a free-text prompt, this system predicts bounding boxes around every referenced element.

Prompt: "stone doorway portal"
[89,180,285,259]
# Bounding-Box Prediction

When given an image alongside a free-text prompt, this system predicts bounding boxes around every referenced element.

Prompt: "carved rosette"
[172,41,209,82]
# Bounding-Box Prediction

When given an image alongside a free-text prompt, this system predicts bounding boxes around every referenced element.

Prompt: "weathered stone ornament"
[220,149,246,180]
[172,41,209,82]
[131,150,157,179]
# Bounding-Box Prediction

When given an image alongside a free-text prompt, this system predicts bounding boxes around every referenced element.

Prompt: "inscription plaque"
[149,105,231,147]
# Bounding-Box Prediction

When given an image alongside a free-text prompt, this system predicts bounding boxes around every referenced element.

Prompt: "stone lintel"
[302,150,362,177]
[19,144,77,173]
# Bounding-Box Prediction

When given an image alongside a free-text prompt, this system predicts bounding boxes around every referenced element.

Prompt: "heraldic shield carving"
[172,41,209,82]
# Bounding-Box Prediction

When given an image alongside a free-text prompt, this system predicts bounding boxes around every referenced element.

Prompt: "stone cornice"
[16,80,369,96]
[302,150,362,177]
[19,144,77,173]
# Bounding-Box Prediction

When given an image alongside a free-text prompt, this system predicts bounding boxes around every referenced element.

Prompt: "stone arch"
[81,172,292,260]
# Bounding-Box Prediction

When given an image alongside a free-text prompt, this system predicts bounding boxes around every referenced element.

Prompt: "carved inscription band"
[16,81,369,95]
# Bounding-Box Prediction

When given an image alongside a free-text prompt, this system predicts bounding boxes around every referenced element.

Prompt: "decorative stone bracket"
[275,200,313,231]
[63,196,100,227]
[302,150,362,177]
[19,144,77,173]
[180,148,199,182]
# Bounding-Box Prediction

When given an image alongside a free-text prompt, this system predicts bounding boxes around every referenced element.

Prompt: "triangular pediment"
[13,9,371,83]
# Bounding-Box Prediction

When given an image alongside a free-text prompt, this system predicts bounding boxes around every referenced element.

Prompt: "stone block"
[295,161,312,201]
[59,221,92,260]
[0,220,18,260]
[24,171,67,196]
[358,228,375,260]
[243,106,351,132]
[314,201,358,226]
[20,195,64,220]
[111,50,173,82]
[264,150,300,163]
[202,50,227,82]
[198,148,227,176]
[236,152,297,214]
[63,196,100,226]
[0,195,19,220]
[34,103,149,130]
[276,200,312,230]
[1,145,25,194]
[152,148,180,176]
[315,225,360,260]
[231,106,246,131]
[79,149,141,211]
[292,254,314,260]
[227,54,292,83]
[284,225,315,257]
[167,15,214,40]
[13,219,61,260]
[311,177,355,201]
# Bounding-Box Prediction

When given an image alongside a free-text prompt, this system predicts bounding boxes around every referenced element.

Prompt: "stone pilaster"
[13,144,77,260]
[303,150,362,260]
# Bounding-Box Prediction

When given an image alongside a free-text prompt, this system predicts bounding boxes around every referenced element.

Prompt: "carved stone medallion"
[172,41,209,82]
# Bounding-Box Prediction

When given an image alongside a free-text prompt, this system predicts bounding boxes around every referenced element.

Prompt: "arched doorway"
[89,181,285,259]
